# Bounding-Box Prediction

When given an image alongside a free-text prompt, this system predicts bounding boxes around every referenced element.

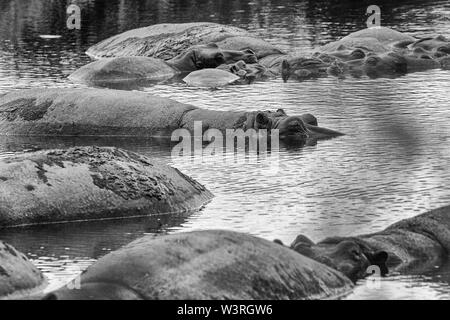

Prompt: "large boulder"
[0,241,45,299]
[86,22,283,60]
[45,230,353,300]
[0,146,213,227]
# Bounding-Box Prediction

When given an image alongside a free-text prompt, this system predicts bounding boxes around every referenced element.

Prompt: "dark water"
[1,0,450,299]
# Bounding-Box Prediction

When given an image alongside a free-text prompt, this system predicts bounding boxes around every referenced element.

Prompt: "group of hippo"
[1,22,450,300]
[70,22,450,86]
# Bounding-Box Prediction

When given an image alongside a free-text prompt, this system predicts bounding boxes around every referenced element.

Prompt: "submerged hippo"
[0,88,343,141]
[282,27,450,81]
[86,22,283,60]
[291,205,450,282]
[0,241,45,299]
[183,69,241,87]
[0,146,213,228]
[44,230,353,300]
[70,44,257,84]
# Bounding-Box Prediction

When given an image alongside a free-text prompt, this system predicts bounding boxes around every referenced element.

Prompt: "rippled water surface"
[1,0,450,299]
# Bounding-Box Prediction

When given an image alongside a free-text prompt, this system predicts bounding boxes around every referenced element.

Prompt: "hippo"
[0,88,344,141]
[291,205,450,282]
[282,27,450,80]
[217,60,269,83]
[0,146,213,228]
[183,69,241,87]
[70,44,257,84]
[85,22,283,60]
[44,230,353,300]
[0,241,45,299]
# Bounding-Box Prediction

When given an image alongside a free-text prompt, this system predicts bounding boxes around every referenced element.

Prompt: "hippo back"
[69,57,177,84]
[343,26,415,44]
[0,88,197,136]
[46,230,353,300]
[0,241,46,299]
[86,22,281,60]
[183,69,240,87]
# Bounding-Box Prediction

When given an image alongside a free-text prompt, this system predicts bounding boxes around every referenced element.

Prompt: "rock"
[45,230,353,300]
[86,22,281,60]
[0,146,213,227]
[0,241,45,299]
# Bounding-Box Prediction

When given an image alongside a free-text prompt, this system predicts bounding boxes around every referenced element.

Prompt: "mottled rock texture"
[0,146,213,227]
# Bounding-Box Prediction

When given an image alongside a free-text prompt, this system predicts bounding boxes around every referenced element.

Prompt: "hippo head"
[249,110,309,139]
[363,52,408,78]
[281,57,328,82]
[291,235,388,282]
[222,60,266,83]
[435,44,450,58]
[222,49,258,64]
[192,44,227,69]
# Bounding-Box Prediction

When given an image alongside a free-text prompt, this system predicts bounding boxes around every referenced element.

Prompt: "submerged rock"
[45,230,353,300]
[0,146,213,227]
[0,241,45,299]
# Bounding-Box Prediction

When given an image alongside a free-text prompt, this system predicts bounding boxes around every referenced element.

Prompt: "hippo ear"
[393,39,414,49]
[370,251,389,276]
[255,112,270,129]
[290,234,314,249]
[281,60,291,82]
[276,108,287,116]
[290,235,315,256]
[273,239,284,246]
[336,44,348,51]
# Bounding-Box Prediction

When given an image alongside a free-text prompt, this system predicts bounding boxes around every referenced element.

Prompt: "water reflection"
[1,0,450,299]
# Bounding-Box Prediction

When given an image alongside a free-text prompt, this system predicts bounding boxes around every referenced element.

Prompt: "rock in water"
[0,146,213,227]
[183,69,240,87]
[86,22,281,60]
[0,241,45,299]
[45,230,353,300]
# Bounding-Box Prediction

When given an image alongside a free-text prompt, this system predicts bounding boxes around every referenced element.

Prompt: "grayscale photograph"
[0,0,450,306]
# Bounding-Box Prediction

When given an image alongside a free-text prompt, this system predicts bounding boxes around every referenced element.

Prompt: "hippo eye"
[366,56,379,66]
[351,249,362,261]
[351,49,365,59]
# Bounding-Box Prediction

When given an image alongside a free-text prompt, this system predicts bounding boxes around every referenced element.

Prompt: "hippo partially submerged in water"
[0,88,343,141]
[44,206,450,300]
[291,205,450,282]
[44,230,353,300]
[70,44,257,84]
[83,23,450,84]
[0,241,45,299]
[0,146,212,227]
[85,22,283,61]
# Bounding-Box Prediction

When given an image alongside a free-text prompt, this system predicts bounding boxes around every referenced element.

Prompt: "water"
[1,0,450,299]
